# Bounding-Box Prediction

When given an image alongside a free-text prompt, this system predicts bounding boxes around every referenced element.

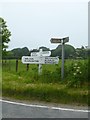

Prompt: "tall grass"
[2,72,88,105]
[2,59,88,105]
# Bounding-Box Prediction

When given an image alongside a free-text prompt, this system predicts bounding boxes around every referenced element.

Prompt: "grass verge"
[2,71,88,106]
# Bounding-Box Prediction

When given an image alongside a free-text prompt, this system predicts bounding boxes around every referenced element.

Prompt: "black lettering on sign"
[24,58,39,63]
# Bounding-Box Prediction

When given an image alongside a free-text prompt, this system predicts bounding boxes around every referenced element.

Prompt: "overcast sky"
[0,0,88,50]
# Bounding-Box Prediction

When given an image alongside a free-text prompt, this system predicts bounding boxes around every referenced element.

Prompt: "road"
[1,100,89,118]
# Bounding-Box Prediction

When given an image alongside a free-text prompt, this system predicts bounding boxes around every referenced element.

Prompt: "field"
[2,59,89,106]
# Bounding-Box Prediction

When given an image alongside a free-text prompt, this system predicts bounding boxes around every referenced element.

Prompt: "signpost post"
[38,49,42,75]
[61,41,64,79]
[50,37,69,79]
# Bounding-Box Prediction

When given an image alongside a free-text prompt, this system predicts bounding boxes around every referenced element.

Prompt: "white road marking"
[0,99,89,113]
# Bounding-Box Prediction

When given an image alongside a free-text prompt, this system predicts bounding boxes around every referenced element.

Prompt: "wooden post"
[16,59,18,72]
[26,64,29,71]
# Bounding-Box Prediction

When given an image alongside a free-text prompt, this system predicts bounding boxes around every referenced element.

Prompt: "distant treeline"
[2,45,90,59]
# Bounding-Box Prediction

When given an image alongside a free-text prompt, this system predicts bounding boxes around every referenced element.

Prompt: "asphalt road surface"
[1,100,89,118]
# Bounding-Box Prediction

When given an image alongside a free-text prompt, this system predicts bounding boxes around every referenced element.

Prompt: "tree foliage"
[0,17,11,56]
[75,46,88,59]
[11,47,30,59]
[5,45,88,59]
[51,44,76,59]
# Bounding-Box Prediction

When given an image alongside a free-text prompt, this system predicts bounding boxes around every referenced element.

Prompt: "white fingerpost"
[22,49,59,75]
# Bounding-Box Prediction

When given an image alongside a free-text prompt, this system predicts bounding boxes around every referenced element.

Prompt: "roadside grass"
[2,59,88,105]
[2,82,88,105]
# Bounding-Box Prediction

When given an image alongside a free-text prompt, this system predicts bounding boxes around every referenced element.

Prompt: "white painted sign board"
[22,56,45,64]
[42,51,51,56]
[44,57,59,64]
[22,56,59,64]
[31,51,51,57]
[31,52,39,57]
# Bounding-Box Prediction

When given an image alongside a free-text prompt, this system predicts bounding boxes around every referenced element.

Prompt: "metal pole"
[61,42,64,79]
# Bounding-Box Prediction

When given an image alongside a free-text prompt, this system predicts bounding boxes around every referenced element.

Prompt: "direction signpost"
[22,49,59,75]
[50,37,69,80]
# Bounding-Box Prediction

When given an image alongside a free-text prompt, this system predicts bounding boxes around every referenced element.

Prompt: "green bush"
[66,60,88,87]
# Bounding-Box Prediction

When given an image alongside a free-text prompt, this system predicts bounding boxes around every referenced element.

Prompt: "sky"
[0,0,89,50]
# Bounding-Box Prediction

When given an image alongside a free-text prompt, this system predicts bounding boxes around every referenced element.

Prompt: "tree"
[0,17,11,56]
[75,46,88,59]
[51,44,76,59]
[11,47,30,58]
